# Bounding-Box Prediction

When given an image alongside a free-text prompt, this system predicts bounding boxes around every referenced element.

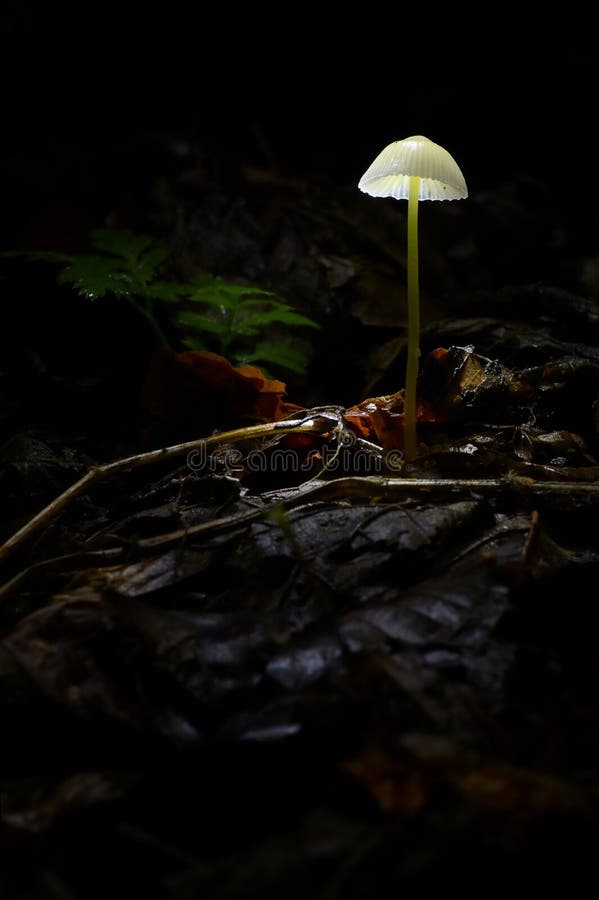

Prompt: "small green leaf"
[145,282,190,302]
[133,247,170,285]
[234,308,319,334]
[240,341,309,374]
[139,246,169,269]
[176,310,227,336]
[265,310,320,328]
[57,257,126,300]
[188,274,274,310]
[235,297,284,310]
[181,336,211,351]
[4,227,316,366]
[187,289,241,310]
[190,272,272,297]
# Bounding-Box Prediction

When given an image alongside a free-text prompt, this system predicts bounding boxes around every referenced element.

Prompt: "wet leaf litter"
[3,140,599,898]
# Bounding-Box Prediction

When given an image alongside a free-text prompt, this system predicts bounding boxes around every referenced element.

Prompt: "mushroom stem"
[358,136,468,460]
[404,174,420,461]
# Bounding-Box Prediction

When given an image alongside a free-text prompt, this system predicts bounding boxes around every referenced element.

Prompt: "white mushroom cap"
[358,135,468,201]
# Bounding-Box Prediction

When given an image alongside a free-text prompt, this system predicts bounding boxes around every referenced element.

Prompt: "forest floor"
[2,134,599,897]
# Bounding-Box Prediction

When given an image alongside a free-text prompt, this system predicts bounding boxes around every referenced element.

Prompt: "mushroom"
[358,135,467,460]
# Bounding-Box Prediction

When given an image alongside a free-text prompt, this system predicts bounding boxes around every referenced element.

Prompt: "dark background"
[2,10,596,244]
[2,9,598,435]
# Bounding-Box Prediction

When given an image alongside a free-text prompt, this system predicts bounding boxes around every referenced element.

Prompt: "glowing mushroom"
[358,135,467,460]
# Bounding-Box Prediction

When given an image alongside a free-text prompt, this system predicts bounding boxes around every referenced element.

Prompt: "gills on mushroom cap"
[358,135,468,201]
[357,134,468,461]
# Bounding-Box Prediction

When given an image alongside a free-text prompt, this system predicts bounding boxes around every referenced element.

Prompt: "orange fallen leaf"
[343,743,587,819]
[343,745,429,814]
[143,350,302,443]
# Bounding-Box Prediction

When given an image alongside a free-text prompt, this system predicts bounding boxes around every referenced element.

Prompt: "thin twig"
[2,472,598,603]
[134,474,599,552]
[0,548,124,605]
[0,412,339,567]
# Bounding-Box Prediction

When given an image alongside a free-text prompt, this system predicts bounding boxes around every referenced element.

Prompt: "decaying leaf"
[343,743,588,818]
[2,770,138,833]
[143,349,302,442]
